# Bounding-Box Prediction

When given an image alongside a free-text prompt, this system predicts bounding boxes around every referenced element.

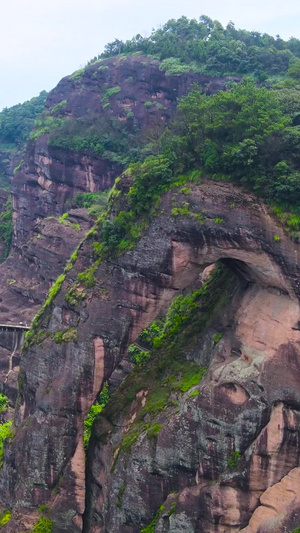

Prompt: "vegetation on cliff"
[0,199,12,263]
[23,74,300,355]
[84,382,110,449]
[0,509,11,527]
[27,16,300,171]
[92,264,234,465]
[0,420,13,468]
[79,78,300,264]
[31,517,53,533]
[171,79,300,204]
[0,91,47,147]
[21,18,300,383]
[2,19,300,532]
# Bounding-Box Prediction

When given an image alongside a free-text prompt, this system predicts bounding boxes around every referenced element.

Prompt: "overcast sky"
[1,0,300,111]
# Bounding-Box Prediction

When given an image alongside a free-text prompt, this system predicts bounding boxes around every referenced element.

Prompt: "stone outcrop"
[1,180,300,532]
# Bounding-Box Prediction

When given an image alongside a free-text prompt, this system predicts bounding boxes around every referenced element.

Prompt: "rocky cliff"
[0,57,234,401]
[0,55,299,533]
[1,178,300,533]
[12,55,235,248]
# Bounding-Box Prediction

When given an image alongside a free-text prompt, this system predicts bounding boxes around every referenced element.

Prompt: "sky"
[1,0,300,111]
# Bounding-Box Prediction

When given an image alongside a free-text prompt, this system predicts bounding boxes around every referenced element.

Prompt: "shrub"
[32,517,53,532]
[70,68,85,81]
[0,199,13,263]
[50,100,67,116]
[0,421,13,468]
[227,450,241,469]
[128,344,150,365]
[102,86,121,107]
[30,116,67,141]
[0,394,9,413]
[138,321,164,348]
[213,333,222,344]
[84,382,110,449]
[160,57,197,75]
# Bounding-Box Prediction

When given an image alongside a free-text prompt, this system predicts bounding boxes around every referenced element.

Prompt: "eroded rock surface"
[1,180,300,532]
[0,59,237,403]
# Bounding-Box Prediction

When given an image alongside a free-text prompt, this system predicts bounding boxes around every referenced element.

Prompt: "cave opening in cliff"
[219,258,257,284]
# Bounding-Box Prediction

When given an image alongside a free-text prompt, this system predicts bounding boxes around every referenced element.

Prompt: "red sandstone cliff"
[0,57,299,533]
[0,57,235,399]
[1,180,300,532]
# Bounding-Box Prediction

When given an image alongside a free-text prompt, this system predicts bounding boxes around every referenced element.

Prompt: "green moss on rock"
[0,509,11,528]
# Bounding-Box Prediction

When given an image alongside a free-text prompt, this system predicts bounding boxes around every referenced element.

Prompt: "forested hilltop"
[93,15,300,81]
[1,15,300,250]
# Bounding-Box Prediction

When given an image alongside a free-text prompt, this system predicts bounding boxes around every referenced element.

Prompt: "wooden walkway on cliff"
[0,323,30,331]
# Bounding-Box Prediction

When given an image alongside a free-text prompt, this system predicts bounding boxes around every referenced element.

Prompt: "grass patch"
[271,205,300,241]
[0,510,11,528]
[53,328,77,344]
[171,200,205,224]
[74,190,109,219]
[116,482,127,508]
[70,68,85,81]
[58,213,80,231]
[146,424,163,439]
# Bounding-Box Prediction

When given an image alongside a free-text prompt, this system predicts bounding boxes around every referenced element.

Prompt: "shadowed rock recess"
[1,179,300,533]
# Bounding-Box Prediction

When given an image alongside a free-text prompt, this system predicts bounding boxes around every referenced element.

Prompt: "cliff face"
[0,57,234,399]
[1,180,300,532]
[1,56,300,533]
[12,55,235,247]
[0,58,235,325]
